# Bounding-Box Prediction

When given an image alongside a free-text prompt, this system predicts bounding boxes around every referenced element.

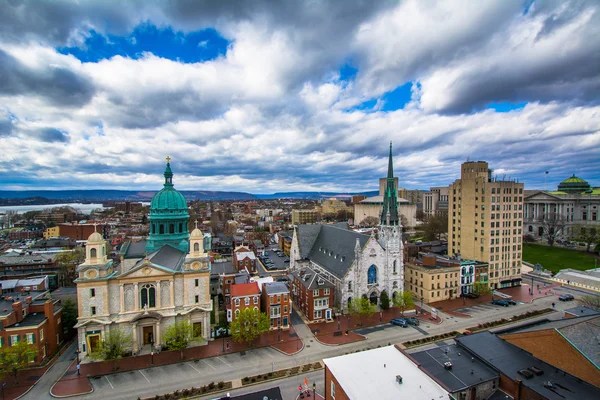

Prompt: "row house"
[292,267,334,322]
[221,270,250,306]
[262,282,291,330]
[226,282,261,322]
[232,246,257,273]
[0,294,63,366]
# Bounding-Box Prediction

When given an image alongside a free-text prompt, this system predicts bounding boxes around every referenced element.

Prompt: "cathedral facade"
[290,144,404,311]
[74,159,212,357]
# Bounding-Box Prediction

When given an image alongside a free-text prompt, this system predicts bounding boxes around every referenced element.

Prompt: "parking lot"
[256,247,289,275]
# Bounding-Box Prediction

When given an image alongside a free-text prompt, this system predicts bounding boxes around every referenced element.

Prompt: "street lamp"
[278,326,281,342]
[222,335,225,353]
[151,350,154,365]
[75,348,80,364]
[313,382,316,399]
[420,296,424,313]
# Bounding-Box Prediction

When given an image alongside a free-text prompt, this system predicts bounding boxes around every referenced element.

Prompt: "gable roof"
[307,225,369,279]
[292,267,335,290]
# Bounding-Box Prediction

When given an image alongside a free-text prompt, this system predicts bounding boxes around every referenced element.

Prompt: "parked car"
[492,299,510,307]
[464,293,479,299]
[406,317,420,326]
[506,299,517,305]
[559,294,574,301]
[284,258,290,263]
[390,318,408,328]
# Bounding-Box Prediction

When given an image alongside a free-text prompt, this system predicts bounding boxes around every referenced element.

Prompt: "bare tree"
[537,212,568,247]
[358,216,379,228]
[571,225,599,252]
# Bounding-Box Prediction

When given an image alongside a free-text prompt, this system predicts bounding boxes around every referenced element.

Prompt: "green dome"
[557,174,591,193]
[146,157,190,254]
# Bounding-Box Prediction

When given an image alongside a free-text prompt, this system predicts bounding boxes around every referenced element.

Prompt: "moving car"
[505,299,517,305]
[491,299,509,307]
[390,318,408,328]
[559,294,574,301]
[406,317,420,326]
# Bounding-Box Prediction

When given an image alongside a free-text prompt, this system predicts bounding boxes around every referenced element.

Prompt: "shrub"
[218,382,225,389]
[268,372,273,377]
[208,382,215,390]
[243,377,249,382]
[251,378,256,382]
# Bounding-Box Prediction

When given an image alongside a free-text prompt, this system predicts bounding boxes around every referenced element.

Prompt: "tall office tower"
[448,161,524,289]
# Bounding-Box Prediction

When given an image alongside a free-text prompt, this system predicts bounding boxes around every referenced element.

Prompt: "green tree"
[392,291,415,316]
[100,328,133,371]
[55,248,85,287]
[61,299,78,339]
[0,340,38,383]
[163,320,194,360]
[572,225,599,252]
[380,290,390,310]
[471,282,492,297]
[350,296,376,326]
[141,214,148,224]
[230,308,270,348]
[420,215,448,241]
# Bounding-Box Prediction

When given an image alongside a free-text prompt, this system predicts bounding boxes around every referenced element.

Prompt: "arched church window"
[141,284,156,308]
[179,223,183,233]
[347,297,352,305]
[348,281,352,291]
[393,260,397,274]
[393,281,398,288]
[160,224,165,234]
[151,224,155,234]
[194,243,200,252]
[90,248,97,258]
[170,224,175,234]
[368,265,377,285]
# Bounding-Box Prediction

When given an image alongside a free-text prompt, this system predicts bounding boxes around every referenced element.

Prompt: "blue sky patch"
[338,62,358,82]
[381,82,413,111]
[58,23,229,63]
[486,101,528,112]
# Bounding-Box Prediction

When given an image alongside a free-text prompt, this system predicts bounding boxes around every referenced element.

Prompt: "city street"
[21,286,587,400]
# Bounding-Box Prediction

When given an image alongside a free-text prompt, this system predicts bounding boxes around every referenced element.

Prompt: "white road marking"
[187,362,202,373]
[262,348,275,358]
[216,357,232,367]
[202,359,216,370]
[105,375,114,389]
[139,370,150,383]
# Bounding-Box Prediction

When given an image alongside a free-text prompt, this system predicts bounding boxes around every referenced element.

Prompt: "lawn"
[523,243,599,274]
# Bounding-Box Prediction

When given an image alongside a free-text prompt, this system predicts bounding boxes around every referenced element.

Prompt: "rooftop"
[5,311,47,328]
[231,282,260,297]
[456,331,600,400]
[264,281,289,295]
[324,346,448,400]
[411,344,499,392]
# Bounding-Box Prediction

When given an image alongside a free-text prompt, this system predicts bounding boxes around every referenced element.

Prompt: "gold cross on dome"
[166,156,171,163]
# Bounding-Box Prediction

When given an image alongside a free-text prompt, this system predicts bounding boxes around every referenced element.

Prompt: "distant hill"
[0,189,380,204]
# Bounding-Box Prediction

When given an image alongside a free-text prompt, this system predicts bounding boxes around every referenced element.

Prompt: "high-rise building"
[423,186,449,218]
[448,161,524,289]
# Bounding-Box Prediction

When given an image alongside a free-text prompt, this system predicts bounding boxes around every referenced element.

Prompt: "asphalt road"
[23,288,591,400]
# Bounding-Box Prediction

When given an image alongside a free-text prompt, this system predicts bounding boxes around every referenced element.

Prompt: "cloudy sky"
[0,0,599,193]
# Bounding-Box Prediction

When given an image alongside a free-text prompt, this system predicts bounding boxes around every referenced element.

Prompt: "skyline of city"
[1,0,599,193]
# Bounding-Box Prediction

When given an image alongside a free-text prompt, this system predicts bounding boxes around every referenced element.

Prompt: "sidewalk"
[51,325,304,397]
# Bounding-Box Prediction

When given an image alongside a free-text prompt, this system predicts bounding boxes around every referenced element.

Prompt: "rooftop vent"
[318,279,324,286]
[529,366,543,376]
[518,369,534,379]
[396,375,403,384]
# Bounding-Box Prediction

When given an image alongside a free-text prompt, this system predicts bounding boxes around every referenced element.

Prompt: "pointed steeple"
[380,142,399,226]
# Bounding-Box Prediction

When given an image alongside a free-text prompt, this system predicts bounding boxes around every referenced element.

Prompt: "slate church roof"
[126,244,187,274]
[296,223,369,279]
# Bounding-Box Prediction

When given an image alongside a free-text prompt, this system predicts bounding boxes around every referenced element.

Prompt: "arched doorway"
[369,292,378,305]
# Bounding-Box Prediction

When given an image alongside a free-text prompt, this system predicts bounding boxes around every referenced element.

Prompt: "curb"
[50,358,94,398]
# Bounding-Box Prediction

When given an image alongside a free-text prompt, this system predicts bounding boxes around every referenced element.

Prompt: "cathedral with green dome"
[146,157,190,254]
[74,157,212,360]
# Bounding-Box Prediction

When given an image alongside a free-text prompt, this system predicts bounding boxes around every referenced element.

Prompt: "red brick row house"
[226,281,261,322]
[232,246,257,273]
[0,293,63,365]
[292,267,335,322]
[262,282,292,329]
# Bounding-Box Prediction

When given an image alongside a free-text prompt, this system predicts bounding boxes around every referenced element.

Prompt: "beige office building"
[448,161,524,289]
[291,209,318,225]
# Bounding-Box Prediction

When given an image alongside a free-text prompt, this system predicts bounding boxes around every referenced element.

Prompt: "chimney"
[44,300,54,318]
[515,378,522,400]
[12,301,23,323]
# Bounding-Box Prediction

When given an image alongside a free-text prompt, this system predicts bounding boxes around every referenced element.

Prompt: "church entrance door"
[143,326,154,345]
[369,293,378,305]
[88,334,101,354]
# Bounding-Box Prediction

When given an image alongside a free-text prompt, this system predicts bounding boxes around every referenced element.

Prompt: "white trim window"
[313,310,322,319]
[254,296,259,304]
[313,289,319,296]
[331,381,336,399]
[324,288,330,295]
[245,297,250,306]
[235,298,240,306]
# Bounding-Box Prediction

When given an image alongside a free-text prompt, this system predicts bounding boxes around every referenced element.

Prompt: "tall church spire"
[380,142,399,226]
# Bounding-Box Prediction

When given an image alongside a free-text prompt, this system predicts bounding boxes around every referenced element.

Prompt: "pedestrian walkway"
[51,325,303,397]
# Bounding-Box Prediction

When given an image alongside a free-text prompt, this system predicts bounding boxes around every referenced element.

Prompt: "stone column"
[170,279,175,307]
[156,280,161,308]
[134,283,139,311]
[132,323,138,352]
[119,284,124,313]
[156,321,161,345]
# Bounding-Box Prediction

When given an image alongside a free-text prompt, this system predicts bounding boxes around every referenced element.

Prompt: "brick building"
[261,282,291,330]
[232,247,257,273]
[0,293,64,366]
[226,281,260,322]
[291,267,334,322]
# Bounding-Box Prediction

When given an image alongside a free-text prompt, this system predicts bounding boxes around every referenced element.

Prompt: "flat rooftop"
[324,346,448,400]
[411,344,498,392]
